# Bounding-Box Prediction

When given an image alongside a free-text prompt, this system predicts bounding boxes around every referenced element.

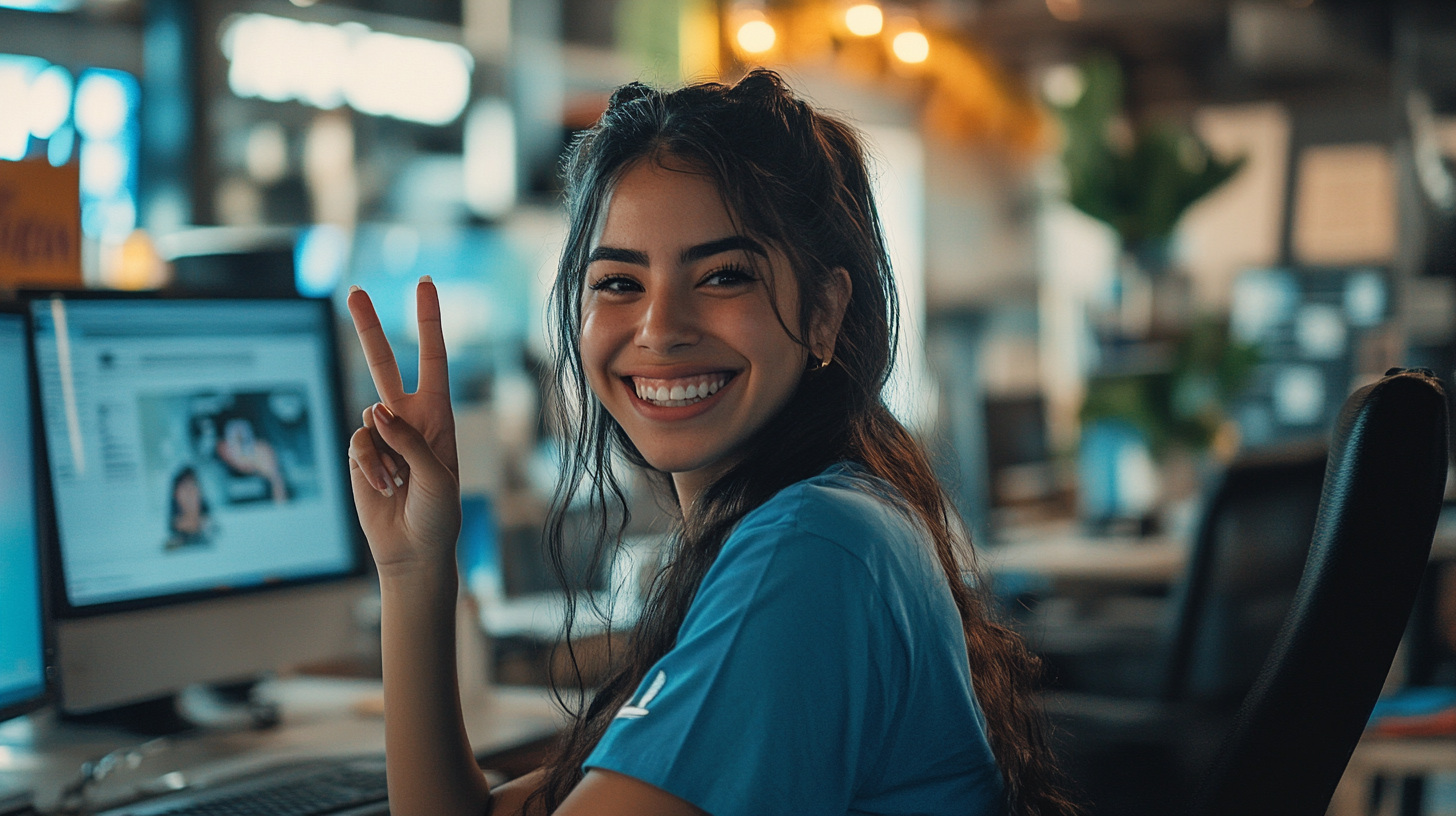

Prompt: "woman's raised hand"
[346,278,462,577]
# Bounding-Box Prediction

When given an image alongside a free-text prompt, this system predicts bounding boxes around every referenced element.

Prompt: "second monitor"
[30,295,370,718]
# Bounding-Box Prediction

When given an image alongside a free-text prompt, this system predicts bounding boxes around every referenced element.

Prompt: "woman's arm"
[374,536,487,815]
[347,283,704,816]
[346,282,488,816]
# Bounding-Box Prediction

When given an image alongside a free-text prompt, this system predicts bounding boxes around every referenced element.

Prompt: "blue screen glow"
[0,315,45,717]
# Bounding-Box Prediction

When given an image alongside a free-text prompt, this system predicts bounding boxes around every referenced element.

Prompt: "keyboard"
[97,756,389,816]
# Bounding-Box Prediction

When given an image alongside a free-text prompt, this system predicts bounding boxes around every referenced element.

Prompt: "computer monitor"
[29,294,369,715]
[0,309,51,724]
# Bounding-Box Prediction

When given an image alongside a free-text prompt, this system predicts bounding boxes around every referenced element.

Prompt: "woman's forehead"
[595,161,735,246]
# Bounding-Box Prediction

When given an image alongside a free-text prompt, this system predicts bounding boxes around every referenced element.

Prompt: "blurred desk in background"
[986,506,1456,592]
[983,522,1187,590]
[1331,734,1456,816]
[0,678,563,814]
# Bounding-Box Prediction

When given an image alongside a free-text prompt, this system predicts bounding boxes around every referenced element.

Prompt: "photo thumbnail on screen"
[139,387,320,554]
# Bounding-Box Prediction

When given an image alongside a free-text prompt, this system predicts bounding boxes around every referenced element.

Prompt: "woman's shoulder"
[730,462,930,569]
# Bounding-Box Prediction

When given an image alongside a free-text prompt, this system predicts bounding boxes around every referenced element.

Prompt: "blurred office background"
[3,0,1456,811]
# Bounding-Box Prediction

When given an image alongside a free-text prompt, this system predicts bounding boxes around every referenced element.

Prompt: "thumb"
[369,403,448,481]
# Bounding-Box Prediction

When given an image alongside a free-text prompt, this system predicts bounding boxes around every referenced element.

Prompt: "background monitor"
[0,309,50,723]
[29,295,369,715]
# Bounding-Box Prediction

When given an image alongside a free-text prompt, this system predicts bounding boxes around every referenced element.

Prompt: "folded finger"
[347,286,407,404]
[369,403,446,483]
[348,425,396,498]
[362,406,406,487]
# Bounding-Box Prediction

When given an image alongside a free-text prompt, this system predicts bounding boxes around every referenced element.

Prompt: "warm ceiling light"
[891,30,929,63]
[737,19,777,54]
[1046,0,1082,22]
[845,4,884,37]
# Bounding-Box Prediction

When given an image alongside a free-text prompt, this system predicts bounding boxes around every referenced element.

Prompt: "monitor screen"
[31,297,358,611]
[0,312,47,719]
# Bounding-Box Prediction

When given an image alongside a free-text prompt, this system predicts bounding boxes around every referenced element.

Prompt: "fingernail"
[377,468,394,497]
[374,403,394,424]
[349,284,361,293]
[419,275,433,284]
[381,455,406,487]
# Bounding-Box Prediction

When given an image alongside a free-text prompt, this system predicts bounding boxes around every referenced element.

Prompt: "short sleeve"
[583,521,903,816]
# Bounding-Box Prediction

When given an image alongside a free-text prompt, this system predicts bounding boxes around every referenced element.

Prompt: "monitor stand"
[60,680,281,736]
[60,695,196,736]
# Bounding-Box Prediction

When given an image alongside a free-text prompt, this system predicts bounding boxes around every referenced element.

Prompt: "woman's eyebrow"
[585,236,766,267]
[587,246,649,265]
[682,235,767,263]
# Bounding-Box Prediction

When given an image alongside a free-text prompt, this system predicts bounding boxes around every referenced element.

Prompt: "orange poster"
[0,159,82,289]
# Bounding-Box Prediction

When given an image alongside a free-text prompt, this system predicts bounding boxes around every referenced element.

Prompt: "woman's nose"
[635,285,699,353]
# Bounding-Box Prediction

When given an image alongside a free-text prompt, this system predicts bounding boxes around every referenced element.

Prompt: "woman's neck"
[671,459,735,524]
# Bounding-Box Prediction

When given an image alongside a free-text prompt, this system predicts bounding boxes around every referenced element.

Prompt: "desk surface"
[982,507,1456,589]
[982,522,1186,587]
[0,678,564,814]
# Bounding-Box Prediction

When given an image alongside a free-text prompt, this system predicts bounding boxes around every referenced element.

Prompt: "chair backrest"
[1161,444,1328,705]
[1191,369,1450,816]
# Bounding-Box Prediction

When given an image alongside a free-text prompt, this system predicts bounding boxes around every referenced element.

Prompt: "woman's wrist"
[377,556,459,598]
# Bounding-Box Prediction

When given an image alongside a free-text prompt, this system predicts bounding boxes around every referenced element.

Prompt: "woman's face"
[173,476,203,532]
[579,160,812,491]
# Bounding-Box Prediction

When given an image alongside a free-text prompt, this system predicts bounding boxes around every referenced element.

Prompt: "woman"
[346,70,1077,816]
[165,466,213,550]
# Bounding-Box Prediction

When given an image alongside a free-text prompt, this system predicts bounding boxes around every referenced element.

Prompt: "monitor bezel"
[0,303,56,723]
[21,290,369,621]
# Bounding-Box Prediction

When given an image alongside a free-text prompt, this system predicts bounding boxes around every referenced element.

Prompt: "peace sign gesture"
[346,278,462,577]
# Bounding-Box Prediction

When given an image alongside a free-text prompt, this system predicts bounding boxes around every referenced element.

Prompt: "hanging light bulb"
[736,15,777,54]
[892,29,930,63]
[845,4,884,37]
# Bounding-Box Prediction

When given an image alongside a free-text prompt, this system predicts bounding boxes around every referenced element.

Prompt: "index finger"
[415,277,450,397]
[347,286,407,403]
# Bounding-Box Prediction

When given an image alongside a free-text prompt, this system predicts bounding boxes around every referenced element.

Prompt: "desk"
[982,522,1187,589]
[1330,733,1456,816]
[0,678,564,814]
[983,508,1456,591]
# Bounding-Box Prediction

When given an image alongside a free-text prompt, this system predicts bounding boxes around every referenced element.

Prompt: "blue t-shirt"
[584,463,1005,816]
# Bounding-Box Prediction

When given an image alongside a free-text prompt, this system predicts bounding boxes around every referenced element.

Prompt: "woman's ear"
[811,267,853,361]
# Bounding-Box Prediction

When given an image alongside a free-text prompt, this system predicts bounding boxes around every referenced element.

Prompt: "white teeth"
[633,376,730,406]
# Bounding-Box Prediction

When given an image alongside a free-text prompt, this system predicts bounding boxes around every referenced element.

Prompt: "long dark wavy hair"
[528,69,1079,816]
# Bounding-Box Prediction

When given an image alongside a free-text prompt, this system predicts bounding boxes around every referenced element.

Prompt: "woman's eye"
[703,265,757,287]
[588,275,642,294]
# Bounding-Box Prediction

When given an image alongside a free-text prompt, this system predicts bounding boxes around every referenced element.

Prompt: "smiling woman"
[344,70,1080,816]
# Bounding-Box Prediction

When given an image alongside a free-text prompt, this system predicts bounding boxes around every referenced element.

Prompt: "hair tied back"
[607,82,657,111]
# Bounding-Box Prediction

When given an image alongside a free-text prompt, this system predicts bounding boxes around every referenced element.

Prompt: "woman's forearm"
[378,562,493,816]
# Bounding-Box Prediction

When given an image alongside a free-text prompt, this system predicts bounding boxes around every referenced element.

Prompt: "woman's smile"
[629,373,732,407]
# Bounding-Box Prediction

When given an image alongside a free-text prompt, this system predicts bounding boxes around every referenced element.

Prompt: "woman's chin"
[642,450,738,484]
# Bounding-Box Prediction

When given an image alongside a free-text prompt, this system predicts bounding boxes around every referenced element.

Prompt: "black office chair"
[1190,368,1449,815]
[1043,445,1329,815]
[1161,443,1328,706]
[1048,369,1448,815]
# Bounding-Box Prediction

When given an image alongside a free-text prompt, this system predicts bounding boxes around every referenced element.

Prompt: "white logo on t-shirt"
[615,670,666,720]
